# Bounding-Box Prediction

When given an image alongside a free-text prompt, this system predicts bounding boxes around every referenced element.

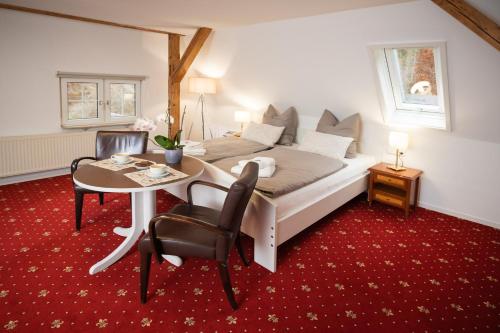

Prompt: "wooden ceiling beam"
[1,3,212,138]
[168,34,181,136]
[171,27,212,82]
[0,2,182,36]
[168,27,212,136]
[432,0,500,51]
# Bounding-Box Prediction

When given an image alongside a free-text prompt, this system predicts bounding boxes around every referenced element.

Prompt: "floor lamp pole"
[200,94,205,140]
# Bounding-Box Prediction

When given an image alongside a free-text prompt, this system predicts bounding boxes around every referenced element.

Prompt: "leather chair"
[71,130,149,231]
[139,162,259,310]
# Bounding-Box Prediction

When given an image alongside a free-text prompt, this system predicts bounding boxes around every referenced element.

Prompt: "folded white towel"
[258,166,275,178]
[238,159,250,167]
[184,148,206,156]
[238,157,275,169]
[253,157,275,169]
[181,140,203,148]
[230,164,275,178]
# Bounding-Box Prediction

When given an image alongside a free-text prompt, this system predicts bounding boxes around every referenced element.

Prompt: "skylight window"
[371,42,451,130]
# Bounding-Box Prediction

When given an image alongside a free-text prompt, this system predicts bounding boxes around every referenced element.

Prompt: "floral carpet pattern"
[0,175,499,332]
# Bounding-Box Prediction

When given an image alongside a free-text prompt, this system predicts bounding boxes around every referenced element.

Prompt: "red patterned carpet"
[0,175,499,332]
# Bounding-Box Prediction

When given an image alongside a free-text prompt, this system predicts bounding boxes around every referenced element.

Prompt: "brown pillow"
[262,105,298,145]
[316,110,361,158]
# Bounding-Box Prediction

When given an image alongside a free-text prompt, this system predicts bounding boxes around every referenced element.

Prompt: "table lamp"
[188,77,217,140]
[234,111,250,131]
[388,131,409,171]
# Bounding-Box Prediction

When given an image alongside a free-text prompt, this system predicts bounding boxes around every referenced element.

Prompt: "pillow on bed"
[262,105,298,146]
[316,110,361,158]
[298,130,353,160]
[241,122,285,146]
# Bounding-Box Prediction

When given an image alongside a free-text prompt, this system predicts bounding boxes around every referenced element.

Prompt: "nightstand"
[367,163,423,217]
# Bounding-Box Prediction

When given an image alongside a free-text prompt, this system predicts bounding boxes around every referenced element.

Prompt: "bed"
[190,136,270,163]
[213,147,346,197]
[165,145,376,272]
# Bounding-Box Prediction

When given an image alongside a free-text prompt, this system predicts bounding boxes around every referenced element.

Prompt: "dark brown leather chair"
[139,162,259,310]
[71,130,149,230]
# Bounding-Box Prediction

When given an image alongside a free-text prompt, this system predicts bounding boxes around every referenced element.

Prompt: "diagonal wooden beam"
[171,27,212,82]
[432,0,500,51]
[0,2,182,36]
[168,27,212,136]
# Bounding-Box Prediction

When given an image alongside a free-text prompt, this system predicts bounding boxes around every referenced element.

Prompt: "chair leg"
[217,261,238,310]
[99,192,104,205]
[235,233,250,266]
[140,251,152,304]
[74,191,84,231]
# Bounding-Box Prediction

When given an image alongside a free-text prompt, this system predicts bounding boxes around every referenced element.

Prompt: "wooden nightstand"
[368,163,423,217]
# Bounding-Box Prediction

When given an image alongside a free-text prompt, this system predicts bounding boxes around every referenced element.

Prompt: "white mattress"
[271,153,376,220]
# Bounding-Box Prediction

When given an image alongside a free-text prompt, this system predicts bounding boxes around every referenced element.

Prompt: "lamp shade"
[389,131,409,151]
[234,111,250,123]
[188,77,216,94]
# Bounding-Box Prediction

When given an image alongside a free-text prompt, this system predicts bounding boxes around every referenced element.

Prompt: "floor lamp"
[188,77,216,140]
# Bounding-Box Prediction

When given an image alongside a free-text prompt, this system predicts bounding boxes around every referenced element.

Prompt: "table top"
[73,154,204,193]
[369,162,423,180]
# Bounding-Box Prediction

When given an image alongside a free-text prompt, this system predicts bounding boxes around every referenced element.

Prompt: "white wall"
[185,0,500,226]
[0,9,169,137]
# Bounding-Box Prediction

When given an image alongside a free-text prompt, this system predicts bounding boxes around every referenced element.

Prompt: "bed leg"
[254,241,277,273]
[253,224,277,273]
[245,195,278,273]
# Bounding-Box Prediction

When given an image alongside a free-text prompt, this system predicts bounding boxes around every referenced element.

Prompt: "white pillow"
[298,130,354,159]
[241,122,285,146]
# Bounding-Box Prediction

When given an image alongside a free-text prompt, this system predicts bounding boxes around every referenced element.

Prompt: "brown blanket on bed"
[213,147,346,197]
[194,137,270,163]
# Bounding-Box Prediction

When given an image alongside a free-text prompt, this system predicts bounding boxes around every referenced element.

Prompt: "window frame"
[370,41,451,130]
[105,79,141,123]
[58,72,146,128]
[60,78,104,127]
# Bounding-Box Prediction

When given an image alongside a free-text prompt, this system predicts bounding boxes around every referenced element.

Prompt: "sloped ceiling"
[466,0,500,25]
[0,0,414,34]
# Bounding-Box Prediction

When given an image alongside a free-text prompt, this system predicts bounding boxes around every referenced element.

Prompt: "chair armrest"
[71,156,96,175]
[149,213,233,238]
[187,180,230,206]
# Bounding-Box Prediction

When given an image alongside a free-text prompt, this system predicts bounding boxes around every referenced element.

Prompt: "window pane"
[110,83,136,117]
[393,47,438,106]
[67,82,99,120]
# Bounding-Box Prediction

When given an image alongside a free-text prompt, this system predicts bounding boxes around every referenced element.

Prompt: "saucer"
[112,159,133,165]
[146,170,169,179]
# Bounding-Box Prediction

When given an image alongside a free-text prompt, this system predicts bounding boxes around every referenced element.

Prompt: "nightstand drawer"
[375,174,406,188]
[374,192,404,208]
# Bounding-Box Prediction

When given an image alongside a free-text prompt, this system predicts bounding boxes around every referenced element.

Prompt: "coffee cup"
[111,153,130,164]
[149,164,167,176]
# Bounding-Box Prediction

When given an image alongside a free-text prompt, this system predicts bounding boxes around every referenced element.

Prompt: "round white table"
[73,153,204,274]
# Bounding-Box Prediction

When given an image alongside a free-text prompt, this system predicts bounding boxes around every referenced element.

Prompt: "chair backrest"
[95,131,149,160]
[218,162,259,233]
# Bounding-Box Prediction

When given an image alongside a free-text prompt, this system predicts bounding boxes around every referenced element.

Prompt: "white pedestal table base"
[89,190,182,274]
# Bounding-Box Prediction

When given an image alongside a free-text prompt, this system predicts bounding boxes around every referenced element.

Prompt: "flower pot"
[164,148,183,164]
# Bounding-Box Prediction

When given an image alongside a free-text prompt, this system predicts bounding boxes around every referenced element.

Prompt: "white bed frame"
[167,115,368,272]
[165,159,368,272]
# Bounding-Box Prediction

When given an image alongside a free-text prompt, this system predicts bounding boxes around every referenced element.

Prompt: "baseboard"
[0,168,70,186]
[419,201,499,230]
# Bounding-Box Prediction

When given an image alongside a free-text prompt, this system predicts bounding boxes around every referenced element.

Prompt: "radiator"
[0,131,96,177]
